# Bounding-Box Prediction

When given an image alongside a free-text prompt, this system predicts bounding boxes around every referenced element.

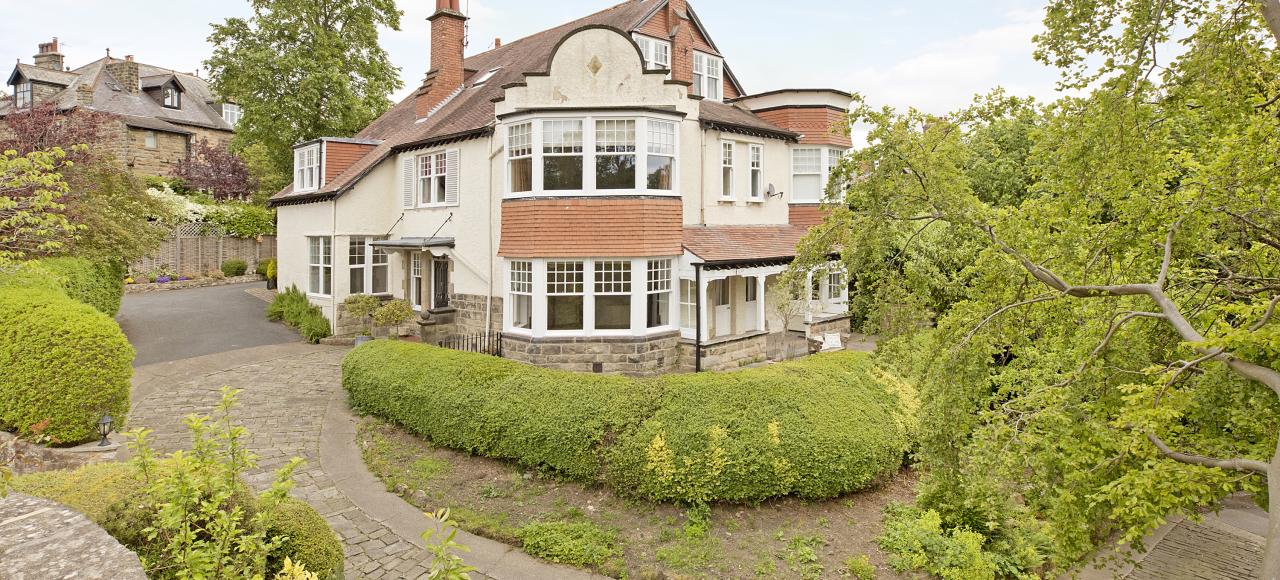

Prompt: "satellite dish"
[767,183,784,198]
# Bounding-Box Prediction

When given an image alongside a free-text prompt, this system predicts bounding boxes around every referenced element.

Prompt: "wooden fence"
[129,223,276,277]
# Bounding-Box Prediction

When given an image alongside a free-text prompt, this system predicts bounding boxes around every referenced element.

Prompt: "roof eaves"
[700,118,799,142]
[267,191,338,208]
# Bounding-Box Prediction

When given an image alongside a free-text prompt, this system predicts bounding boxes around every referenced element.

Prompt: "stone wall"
[502,331,680,375]
[0,431,119,477]
[450,292,502,334]
[807,314,852,340]
[126,126,188,175]
[334,301,419,338]
[676,331,770,373]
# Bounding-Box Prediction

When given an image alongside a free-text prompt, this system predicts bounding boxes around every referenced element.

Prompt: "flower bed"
[124,274,264,293]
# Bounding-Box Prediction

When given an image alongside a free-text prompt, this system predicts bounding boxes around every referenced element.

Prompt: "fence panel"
[130,223,276,277]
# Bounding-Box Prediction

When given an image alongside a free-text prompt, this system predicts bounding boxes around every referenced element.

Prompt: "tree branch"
[1147,431,1269,474]
[1260,0,1280,47]
[1250,294,1280,332]
[963,294,1060,343]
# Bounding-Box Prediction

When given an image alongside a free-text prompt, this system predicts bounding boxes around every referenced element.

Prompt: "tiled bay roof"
[682,225,810,265]
[271,0,795,205]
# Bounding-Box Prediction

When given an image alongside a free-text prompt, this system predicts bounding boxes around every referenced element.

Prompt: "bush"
[342,342,912,503]
[268,286,331,343]
[878,503,997,580]
[1,258,126,316]
[0,288,133,444]
[267,498,344,579]
[222,258,249,277]
[515,521,621,568]
[266,258,277,281]
[256,260,270,276]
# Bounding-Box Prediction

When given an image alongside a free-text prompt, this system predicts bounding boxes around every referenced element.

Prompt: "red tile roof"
[682,224,809,264]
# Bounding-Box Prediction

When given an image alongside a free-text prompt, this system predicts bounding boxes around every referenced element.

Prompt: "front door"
[711,279,731,337]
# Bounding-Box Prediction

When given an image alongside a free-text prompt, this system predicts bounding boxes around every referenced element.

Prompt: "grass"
[359,423,450,492]
[516,520,621,569]
[783,534,827,580]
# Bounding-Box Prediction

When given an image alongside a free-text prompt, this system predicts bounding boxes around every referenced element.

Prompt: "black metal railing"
[437,331,503,357]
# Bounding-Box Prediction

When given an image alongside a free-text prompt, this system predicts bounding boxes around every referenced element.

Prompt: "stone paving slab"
[0,492,146,579]
[128,343,600,580]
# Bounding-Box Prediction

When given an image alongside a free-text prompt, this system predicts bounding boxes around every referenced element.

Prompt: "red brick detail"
[788,204,828,227]
[499,198,683,258]
[638,0,735,97]
[754,107,852,147]
[323,142,377,184]
[416,9,467,119]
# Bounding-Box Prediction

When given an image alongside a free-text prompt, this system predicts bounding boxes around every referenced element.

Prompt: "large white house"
[270,0,853,373]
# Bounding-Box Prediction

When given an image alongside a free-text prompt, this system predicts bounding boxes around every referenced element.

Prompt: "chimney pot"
[436,0,460,12]
[125,55,134,62]
[34,38,66,71]
[495,37,502,48]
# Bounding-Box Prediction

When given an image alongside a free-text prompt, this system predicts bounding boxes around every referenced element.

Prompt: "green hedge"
[0,287,133,444]
[267,498,345,579]
[267,286,331,343]
[0,258,125,316]
[343,342,912,503]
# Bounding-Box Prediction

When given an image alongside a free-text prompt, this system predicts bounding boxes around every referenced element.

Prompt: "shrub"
[342,342,912,503]
[0,287,133,444]
[222,258,249,277]
[342,294,381,335]
[267,498,344,579]
[268,286,331,343]
[0,258,126,316]
[515,521,621,568]
[878,503,997,580]
[256,260,270,277]
[266,258,277,280]
[372,299,413,332]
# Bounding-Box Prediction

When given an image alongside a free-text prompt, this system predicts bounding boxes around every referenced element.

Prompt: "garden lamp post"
[97,414,113,447]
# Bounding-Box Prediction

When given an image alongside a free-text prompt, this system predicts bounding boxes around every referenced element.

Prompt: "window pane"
[349,237,366,265]
[648,120,676,155]
[543,120,583,153]
[372,265,388,294]
[510,158,532,192]
[544,156,583,190]
[647,292,670,328]
[751,169,761,198]
[793,174,822,202]
[596,155,636,189]
[793,148,822,173]
[723,167,733,197]
[647,156,673,190]
[513,294,532,329]
[510,261,532,293]
[680,279,696,330]
[350,268,364,294]
[310,267,320,295]
[548,296,583,330]
[595,295,630,330]
[508,122,532,157]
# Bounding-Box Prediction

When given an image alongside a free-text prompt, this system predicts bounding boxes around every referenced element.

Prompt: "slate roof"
[1,57,234,134]
[682,225,810,265]
[270,0,795,206]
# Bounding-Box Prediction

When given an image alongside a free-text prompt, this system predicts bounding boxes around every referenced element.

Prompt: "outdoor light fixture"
[97,413,114,447]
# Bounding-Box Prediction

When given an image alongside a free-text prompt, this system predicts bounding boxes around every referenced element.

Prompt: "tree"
[205,0,403,190]
[172,137,258,201]
[802,2,1280,577]
[0,147,78,266]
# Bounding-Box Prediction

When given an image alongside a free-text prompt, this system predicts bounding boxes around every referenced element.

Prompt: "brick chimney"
[104,55,140,94]
[415,0,467,119]
[667,0,694,85]
[33,38,65,71]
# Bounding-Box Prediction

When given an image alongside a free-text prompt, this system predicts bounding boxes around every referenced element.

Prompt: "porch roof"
[369,237,455,249]
[682,225,809,268]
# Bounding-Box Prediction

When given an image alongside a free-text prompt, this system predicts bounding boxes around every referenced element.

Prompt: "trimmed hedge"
[0,258,126,316]
[222,258,248,277]
[0,287,133,444]
[268,286,331,343]
[267,498,345,579]
[343,342,912,504]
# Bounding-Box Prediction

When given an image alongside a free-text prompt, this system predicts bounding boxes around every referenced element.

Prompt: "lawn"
[358,417,915,578]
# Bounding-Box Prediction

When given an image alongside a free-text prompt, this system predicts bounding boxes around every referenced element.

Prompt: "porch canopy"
[369,237,455,250]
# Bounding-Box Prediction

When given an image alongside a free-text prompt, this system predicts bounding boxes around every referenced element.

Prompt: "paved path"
[129,342,598,580]
[0,492,147,579]
[117,282,300,366]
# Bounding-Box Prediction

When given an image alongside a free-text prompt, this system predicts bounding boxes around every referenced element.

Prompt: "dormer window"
[692,52,722,101]
[162,86,180,109]
[633,35,671,72]
[294,144,320,192]
[14,81,32,108]
[222,103,242,125]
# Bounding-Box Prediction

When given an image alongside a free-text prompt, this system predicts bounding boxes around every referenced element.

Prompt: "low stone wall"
[451,293,502,334]
[0,431,120,477]
[807,314,852,340]
[334,300,421,338]
[124,274,264,293]
[502,331,680,375]
[676,331,770,373]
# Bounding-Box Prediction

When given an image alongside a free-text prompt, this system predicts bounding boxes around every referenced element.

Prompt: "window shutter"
[401,155,415,209]
[444,149,460,205]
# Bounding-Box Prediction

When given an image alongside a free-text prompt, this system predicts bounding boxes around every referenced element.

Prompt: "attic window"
[162,86,180,109]
[14,81,32,108]
[472,67,501,87]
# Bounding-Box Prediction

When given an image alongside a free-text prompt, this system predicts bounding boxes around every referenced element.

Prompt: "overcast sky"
[0,0,1066,117]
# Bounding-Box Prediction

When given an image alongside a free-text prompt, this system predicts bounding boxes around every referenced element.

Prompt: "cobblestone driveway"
[129,342,592,580]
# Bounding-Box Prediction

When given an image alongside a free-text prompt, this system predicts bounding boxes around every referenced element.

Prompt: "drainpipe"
[486,129,500,335]
[694,262,703,372]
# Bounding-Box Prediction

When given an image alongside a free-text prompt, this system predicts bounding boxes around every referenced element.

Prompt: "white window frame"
[545,260,586,333]
[593,260,633,332]
[504,113,680,198]
[504,257,680,337]
[828,270,847,302]
[14,81,32,108]
[509,260,533,330]
[646,259,673,329]
[410,253,424,310]
[507,122,533,193]
[417,151,448,206]
[632,34,672,74]
[646,119,676,191]
[294,144,320,193]
[749,144,764,201]
[790,147,823,203]
[720,141,735,200]
[162,86,180,108]
[348,236,389,296]
[144,131,157,150]
[692,52,723,102]
[222,103,242,125]
[307,236,332,297]
[594,119,637,191]
[679,279,697,333]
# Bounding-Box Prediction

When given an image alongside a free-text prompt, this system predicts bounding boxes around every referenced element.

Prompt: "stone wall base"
[677,331,770,373]
[0,431,120,477]
[502,331,680,375]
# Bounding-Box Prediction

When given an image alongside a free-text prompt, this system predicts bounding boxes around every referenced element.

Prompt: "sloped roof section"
[683,225,810,265]
[7,63,78,87]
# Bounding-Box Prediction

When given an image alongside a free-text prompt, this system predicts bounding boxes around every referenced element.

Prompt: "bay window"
[647,260,672,328]
[594,261,631,330]
[791,148,823,202]
[510,261,533,329]
[543,120,584,190]
[508,122,533,193]
[294,145,320,192]
[505,114,679,196]
[721,141,735,199]
[692,52,723,101]
[307,236,332,296]
[546,261,585,330]
[749,144,763,200]
[595,120,636,190]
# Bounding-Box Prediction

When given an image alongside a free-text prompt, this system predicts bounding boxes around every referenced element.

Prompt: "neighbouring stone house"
[270,0,854,374]
[0,38,238,175]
